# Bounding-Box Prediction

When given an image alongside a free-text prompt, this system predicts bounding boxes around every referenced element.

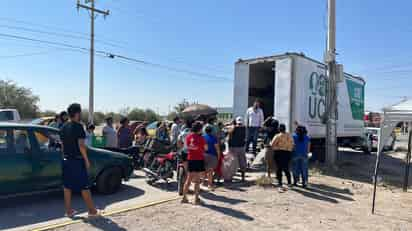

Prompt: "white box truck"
[233,52,365,160]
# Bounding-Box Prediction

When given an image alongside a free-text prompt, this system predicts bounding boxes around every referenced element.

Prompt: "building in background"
[216,107,233,122]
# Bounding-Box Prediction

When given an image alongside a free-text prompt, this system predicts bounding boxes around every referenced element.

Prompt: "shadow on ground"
[312,150,412,188]
[87,216,128,231]
[201,191,248,205]
[203,202,254,221]
[291,182,354,204]
[0,185,144,230]
[149,181,178,192]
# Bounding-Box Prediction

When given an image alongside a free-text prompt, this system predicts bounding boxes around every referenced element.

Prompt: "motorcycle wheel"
[177,166,186,196]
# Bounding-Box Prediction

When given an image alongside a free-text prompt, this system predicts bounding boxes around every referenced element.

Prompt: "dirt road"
[55,151,412,231]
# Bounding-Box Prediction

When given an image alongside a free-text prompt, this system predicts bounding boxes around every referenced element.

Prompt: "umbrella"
[181,104,217,119]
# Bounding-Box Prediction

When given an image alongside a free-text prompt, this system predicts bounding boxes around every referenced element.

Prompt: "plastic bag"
[222,150,239,181]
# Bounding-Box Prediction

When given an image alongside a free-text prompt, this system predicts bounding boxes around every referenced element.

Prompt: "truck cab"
[0,109,21,123]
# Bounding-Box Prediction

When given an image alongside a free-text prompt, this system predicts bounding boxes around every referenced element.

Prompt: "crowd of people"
[176,100,312,202]
[52,100,311,212]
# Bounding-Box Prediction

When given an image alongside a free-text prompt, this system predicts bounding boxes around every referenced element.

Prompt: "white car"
[363,127,395,153]
[0,109,21,122]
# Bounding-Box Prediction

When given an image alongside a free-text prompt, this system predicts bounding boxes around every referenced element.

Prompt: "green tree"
[167,111,178,121]
[0,80,39,118]
[39,110,57,117]
[128,108,145,121]
[105,112,123,123]
[144,109,159,122]
[127,108,160,122]
[80,110,107,125]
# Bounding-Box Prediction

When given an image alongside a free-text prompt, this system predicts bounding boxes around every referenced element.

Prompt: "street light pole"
[77,0,109,124]
[325,0,338,165]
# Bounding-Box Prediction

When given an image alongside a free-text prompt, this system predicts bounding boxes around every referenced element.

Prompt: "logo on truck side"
[308,72,326,120]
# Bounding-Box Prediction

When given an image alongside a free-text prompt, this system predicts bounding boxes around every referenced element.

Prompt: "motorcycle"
[176,151,187,195]
[142,138,177,184]
[103,146,145,170]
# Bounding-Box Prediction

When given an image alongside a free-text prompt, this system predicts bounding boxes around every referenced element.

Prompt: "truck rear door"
[233,62,250,117]
[274,58,293,130]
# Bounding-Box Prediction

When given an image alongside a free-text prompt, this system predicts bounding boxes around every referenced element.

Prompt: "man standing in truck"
[245,100,264,154]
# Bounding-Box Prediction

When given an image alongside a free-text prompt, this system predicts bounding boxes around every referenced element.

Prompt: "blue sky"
[0,0,411,114]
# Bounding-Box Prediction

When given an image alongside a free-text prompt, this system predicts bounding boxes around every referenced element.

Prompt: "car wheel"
[96,167,122,194]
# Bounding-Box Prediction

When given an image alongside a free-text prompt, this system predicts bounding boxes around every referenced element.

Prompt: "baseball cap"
[235,116,243,124]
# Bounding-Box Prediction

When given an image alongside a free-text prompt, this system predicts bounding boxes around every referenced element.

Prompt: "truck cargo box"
[233,52,365,140]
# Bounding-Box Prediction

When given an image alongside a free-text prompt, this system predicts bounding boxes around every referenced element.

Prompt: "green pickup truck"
[0,123,133,198]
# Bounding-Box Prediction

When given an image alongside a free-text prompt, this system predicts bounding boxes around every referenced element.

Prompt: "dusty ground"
[55,150,412,231]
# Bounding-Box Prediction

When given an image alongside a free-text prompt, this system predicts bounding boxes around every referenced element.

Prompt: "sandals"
[87,210,103,219]
[65,209,78,218]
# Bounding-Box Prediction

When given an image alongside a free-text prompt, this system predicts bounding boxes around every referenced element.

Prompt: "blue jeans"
[292,156,308,184]
[246,127,259,153]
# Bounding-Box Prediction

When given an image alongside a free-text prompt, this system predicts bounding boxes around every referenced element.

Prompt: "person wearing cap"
[103,117,118,148]
[245,100,264,154]
[225,116,247,182]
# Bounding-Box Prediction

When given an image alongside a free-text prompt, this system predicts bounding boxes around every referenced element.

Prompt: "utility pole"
[325,0,338,165]
[77,0,109,124]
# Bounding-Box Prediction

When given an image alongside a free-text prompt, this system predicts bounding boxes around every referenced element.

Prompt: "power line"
[0,15,232,74]
[106,53,232,81]
[0,32,231,81]
[0,50,64,59]
[0,32,89,52]
[0,24,123,49]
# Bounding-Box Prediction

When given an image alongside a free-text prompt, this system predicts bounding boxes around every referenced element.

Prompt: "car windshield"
[146,122,158,129]
[0,111,14,121]
[367,129,379,135]
[31,118,43,124]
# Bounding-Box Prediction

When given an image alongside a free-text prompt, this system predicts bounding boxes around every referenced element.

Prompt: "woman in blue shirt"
[203,125,221,190]
[292,126,311,188]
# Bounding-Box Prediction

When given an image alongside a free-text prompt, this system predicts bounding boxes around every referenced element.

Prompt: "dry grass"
[255,175,273,187]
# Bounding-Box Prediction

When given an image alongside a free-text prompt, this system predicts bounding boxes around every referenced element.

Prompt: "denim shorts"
[62,158,90,192]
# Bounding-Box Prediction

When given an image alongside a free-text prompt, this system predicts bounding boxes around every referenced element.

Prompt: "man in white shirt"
[245,100,264,154]
[102,117,118,148]
[170,117,181,145]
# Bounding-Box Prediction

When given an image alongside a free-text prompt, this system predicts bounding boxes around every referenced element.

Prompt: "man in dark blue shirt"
[60,103,99,218]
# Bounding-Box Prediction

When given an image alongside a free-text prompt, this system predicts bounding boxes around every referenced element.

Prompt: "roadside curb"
[31,196,180,231]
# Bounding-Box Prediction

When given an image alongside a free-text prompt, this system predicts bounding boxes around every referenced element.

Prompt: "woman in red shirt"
[182,121,207,205]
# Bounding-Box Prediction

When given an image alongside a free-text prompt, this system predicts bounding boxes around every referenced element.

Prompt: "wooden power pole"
[77,0,109,124]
